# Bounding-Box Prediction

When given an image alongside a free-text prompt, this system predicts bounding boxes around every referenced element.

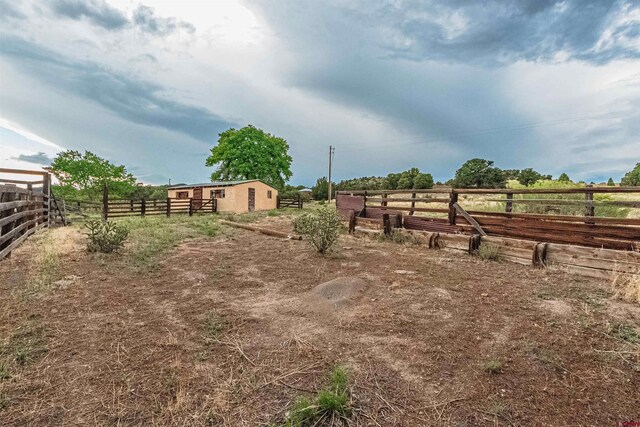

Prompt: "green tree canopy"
[621,163,640,186]
[205,125,293,189]
[46,150,136,200]
[517,168,551,186]
[453,159,506,188]
[312,177,335,200]
[558,173,572,183]
[607,177,615,186]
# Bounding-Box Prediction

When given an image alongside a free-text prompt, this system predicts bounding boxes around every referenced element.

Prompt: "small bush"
[378,230,423,245]
[84,220,129,253]
[204,311,226,340]
[275,366,351,427]
[477,243,501,261]
[608,323,640,343]
[293,207,342,255]
[484,359,503,374]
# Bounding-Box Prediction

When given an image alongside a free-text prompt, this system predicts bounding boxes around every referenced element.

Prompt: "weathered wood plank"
[367,197,450,203]
[453,203,486,236]
[366,205,449,214]
[219,220,302,240]
[0,217,40,245]
[0,223,44,260]
[0,208,44,228]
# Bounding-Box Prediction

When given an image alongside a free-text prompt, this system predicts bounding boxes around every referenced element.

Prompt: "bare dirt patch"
[1,217,639,426]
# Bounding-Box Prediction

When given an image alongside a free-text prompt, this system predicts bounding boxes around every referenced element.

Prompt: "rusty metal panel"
[336,194,365,215]
[404,215,462,233]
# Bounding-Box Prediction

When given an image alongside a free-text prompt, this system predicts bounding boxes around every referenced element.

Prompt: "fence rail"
[337,186,640,251]
[277,194,303,209]
[0,168,65,260]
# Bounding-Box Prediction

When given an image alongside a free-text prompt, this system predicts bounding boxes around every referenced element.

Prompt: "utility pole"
[327,145,335,203]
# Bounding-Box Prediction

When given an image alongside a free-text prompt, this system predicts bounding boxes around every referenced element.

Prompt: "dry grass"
[611,268,640,304]
[477,243,501,261]
[610,246,640,304]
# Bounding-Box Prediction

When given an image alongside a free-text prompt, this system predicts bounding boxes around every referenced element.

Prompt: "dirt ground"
[1,216,639,426]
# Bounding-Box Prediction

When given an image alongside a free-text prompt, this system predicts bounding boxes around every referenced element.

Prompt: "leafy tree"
[607,177,615,186]
[334,176,386,191]
[517,168,548,186]
[46,150,136,200]
[558,173,572,183]
[205,125,293,188]
[502,169,521,180]
[453,159,506,188]
[128,184,169,200]
[413,173,434,189]
[312,177,335,200]
[385,173,401,190]
[621,163,640,186]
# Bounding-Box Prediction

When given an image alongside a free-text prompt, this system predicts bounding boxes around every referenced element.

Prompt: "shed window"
[267,190,272,199]
[212,189,225,199]
[176,191,189,199]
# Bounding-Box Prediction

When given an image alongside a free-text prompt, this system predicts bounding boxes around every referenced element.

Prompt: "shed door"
[193,187,203,209]
[248,188,255,212]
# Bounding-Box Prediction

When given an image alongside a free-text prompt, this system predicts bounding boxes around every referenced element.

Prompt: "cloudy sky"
[1,0,639,185]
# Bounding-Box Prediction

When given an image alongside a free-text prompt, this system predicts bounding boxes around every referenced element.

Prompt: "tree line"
[311,159,640,200]
[41,124,640,201]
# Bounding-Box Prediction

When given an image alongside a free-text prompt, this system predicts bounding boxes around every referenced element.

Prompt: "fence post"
[166,198,171,217]
[381,193,387,207]
[43,172,50,227]
[448,191,458,225]
[348,209,356,234]
[363,190,367,217]
[585,185,595,223]
[141,198,146,217]
[102,184,108,222]
[212,198,216,213]
[189,198,193,216]
[382,213,391,236]
[506,192,513,213]
[130,199,133,212]
[277,195,280,209]
[298,193,302,209]
[409,192,416,215]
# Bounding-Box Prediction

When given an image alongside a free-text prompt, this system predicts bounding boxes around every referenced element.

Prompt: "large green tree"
[621,163,640,186]
[517,168,551,186]
[557,173,572,183]
[453,159,506,188]
[46,150,136,200]
[205,125,293,188]
[312,177,335,200]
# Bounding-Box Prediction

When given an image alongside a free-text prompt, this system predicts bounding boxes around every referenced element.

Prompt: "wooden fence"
[0,168,65,260]
[337,186,640,251]
[277,194,303,209]
[103,197,217,219]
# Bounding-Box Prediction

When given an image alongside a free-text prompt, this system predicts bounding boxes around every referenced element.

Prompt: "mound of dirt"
[301,277,368,313]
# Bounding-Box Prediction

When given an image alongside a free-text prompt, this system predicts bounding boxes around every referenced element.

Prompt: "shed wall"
[167,181,277,213]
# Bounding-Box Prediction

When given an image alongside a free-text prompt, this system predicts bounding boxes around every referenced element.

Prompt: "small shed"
[167,180,278,213]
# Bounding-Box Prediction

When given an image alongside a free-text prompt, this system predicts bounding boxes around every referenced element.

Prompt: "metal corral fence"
[336,186,640,251]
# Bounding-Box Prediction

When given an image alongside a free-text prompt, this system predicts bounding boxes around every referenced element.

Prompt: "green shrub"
[293,207,342,255]
[484,359,503,374]
[84,220,129,253]
[275,366,351,427]
[477,243,501,261]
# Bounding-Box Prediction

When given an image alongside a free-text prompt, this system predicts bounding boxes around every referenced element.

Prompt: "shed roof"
[168,179,268,190]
